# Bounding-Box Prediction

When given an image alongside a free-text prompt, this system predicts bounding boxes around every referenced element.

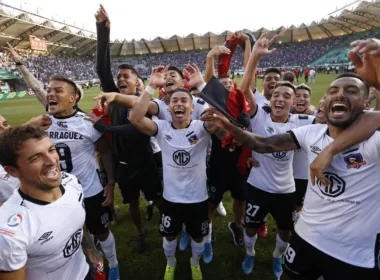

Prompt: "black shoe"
[146,204,154,220]
[211,231,216,243]
[136,228,147,253]
[228,221,244,247]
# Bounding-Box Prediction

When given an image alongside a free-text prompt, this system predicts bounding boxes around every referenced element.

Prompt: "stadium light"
[279,41,282,44]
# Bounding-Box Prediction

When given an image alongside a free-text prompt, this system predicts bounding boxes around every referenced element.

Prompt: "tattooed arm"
[82,225,103,266]
[201,108,298,152]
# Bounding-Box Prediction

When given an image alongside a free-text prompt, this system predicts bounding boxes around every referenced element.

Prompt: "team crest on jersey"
[272,151,287,159]
[63,229,82,258]
[188,134,199,145]
[343,153,367,169]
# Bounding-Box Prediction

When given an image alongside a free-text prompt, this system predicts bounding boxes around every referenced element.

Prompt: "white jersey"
[47,112,103,198]
[291,124,380,268]
[247,107,315,193]
[0,165,20,203]
[0,172,88,279]
[310,69,316,77]
[153,97,208,121]
[154,120,210,203]
[254,89,270,107]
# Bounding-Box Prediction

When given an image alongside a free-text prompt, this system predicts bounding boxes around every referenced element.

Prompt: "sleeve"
[153,100,166,120]
[96,22,119,93]
[84,120,103,143]
[0,210,29,272]
[152,119,164,138]
[288,125,312,150]
[247,105,262,132]
[195,98,208,119]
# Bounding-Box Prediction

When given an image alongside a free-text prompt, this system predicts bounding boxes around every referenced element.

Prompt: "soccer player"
[95,5,162,253]
[203,43,380,279]
[43,75,119,279]
[128,65,221,280]
[0,126,102,280]
[220,33,315,278]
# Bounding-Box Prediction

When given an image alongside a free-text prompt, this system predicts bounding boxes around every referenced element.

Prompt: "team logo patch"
[173,150,191,166]
[101,213,109,226]
[272,151,287,159]
[343,153,367,169]
[57,121,68,129]
[310,146,321,155]
[7,213,23,227]
[188,134,199,145]
[316,172,346,198]
[63,229,82,258]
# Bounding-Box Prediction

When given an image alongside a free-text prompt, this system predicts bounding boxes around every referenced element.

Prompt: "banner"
[0,91,30,100]
[29,36,47,51]
[0,70,17,80]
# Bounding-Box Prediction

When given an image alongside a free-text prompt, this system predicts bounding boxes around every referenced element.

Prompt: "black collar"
[53,110,78,120]
[171,120,192,130]
[18,185,65,205]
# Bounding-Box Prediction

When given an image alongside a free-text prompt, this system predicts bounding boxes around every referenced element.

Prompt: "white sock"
[273,234,289,258]
[244,230,257,256]
[182,223,186,232]
[147,201,153,206]
[205,223,212,243]
[191,239,205,266]
[98,231,118,268]
[163,238,177,267]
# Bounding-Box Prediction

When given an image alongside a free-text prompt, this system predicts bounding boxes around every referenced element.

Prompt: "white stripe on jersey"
[0,172,88,279]
[153,97,208,121]
[47,112,103,198]
[292,124,380,268]
[154,120,210,203]
[247,107,315,193]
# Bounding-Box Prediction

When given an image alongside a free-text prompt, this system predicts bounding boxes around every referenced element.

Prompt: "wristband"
[145,85,156,95]
[15,61,23,66]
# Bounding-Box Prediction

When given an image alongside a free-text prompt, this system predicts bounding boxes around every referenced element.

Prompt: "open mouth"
[274,104,284,112]
[269,84,276,90]
[43,166,60,180]
[166,81,174,87]
[331,102,349,116]
[174,108,185,116]
[119,84,128,90]
[48,99,59,107]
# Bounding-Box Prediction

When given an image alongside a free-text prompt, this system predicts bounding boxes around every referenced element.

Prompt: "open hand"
[252,32,278,57]
[95,4,111,28]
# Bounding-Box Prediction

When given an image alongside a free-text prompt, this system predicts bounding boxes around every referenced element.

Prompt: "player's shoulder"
[291,113,316,124]
[61,172,82,191]
[193,97,207,106]
[153,98,166,106]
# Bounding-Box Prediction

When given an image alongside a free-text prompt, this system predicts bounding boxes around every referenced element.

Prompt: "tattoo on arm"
[82,225,96,251]
[228,125,297,152]
[18,65,47,107]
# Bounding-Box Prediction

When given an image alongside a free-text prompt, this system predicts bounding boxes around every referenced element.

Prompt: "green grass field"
[1,73,339,280]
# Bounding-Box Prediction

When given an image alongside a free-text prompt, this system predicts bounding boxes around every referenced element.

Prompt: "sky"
[3,0,362,41]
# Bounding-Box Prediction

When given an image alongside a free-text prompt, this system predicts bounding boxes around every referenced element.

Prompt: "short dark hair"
[117,64,139,76]
[0,126,48,168]
[49,75,81,103]
[264,68,281,78]
[275,81,296,94]
[168,66,184,79]
[296,83,312,96]
[171,88,193,100]
[218,75,230,80]
[334,73,369,98]
[283,72,295,84]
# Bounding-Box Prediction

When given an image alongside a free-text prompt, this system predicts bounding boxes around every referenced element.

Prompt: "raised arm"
[240,33,277,116]
[201,108,298,152]
[234,31,251,68]
[95,5,118,93]
[205,45,231,82]
[3,43,47,108]
[129,67,167,135]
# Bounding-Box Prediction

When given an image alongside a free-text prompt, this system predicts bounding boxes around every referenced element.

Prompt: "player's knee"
[95,230,110,242]
[245,227,258,237]
[278,229,291,243]
[164,235,177,242]
[192,237,204,243]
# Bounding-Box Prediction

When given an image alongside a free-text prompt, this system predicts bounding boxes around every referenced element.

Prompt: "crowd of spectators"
[1,29,379,84]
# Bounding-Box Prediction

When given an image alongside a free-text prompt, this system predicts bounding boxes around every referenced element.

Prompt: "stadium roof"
[1,0,380,56]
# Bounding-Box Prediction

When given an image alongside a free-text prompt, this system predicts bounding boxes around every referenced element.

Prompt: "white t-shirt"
[153,97,208,121]
[247,106,315,193]
[0,172,88,279]
[0,165,20,203]
[150,116,161,153]
[154,120,210,203]
[47,112,103,198]
[310,69,316,77]
[254,89,270,107]
[291,124,380,268]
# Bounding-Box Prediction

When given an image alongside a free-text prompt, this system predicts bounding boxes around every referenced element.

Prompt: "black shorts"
[294,179,308,207]
[207,165,247,205]
[153,151,163,181]
[84,191,112,235]
[117,160,162,204]
[245,184,296,231]
[283,231,378,280]
[159,199,209,239]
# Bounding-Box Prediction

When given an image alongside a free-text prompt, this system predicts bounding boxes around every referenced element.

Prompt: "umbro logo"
[165,135,172,141]
[57,121,67,129]
[38,231,54,245]
[267,127,274,133]
[310,146,322,155]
